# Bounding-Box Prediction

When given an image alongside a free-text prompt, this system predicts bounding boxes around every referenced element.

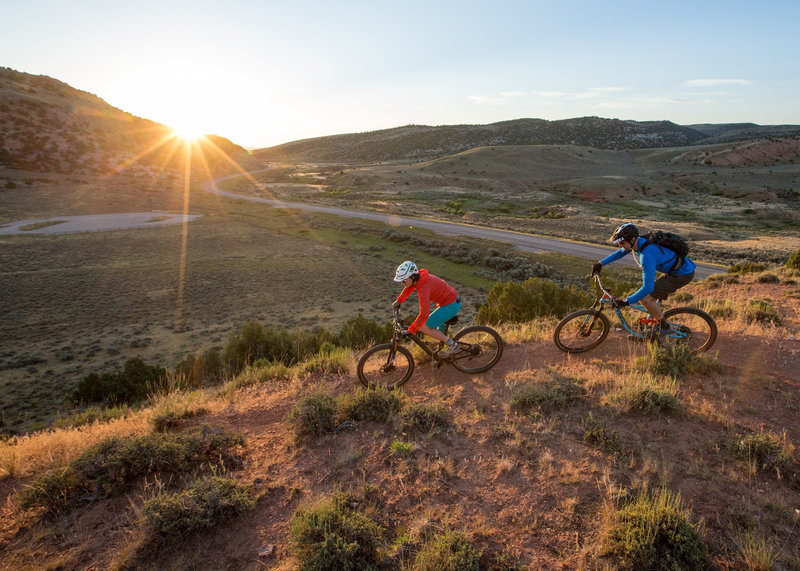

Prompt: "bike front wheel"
[357,343,415,389]
[553,309,610,353]
[450,325,504,373]
[663,307,717,353]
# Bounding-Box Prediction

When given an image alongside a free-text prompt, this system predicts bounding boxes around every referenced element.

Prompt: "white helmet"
[394,260,418,282]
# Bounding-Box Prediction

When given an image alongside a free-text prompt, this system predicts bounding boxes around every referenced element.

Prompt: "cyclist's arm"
[599,248,629,266]
[626,254,657,304]
[408,287,431,333]
[396,287,413,304]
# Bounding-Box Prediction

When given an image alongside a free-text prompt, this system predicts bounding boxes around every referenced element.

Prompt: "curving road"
[204,178,725,279]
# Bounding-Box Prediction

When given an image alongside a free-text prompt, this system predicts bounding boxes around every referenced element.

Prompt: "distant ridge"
[0,67,249,175]
[255,118,800,164]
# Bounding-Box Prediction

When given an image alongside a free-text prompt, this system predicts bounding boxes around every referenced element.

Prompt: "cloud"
[682,79,752,88]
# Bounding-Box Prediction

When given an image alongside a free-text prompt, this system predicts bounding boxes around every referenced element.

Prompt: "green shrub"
[476,277,592,325]
[629,389,681,416]
[728,261,767,275]
[510,379,586,413]
[17,425,245,513]
[413,530,481,571]
[639,344,694,379]
[703,299,737,320]
[175,348,225,386]
[582,413,623,454]
[290,495,385,570]
[742,299,781,325]
[52,404,132,429]
[755,272,780,284]
[72,358,167,405]
[390,440,414,457]
[605,488,707,570]
[729,430,794,473]
[142,476,254,543]
[224,321,335,373]
[399,402,453,434]
[338,386,405,423]
[336,314,392,349]
[787,249,800,271]
[287,391,338,443]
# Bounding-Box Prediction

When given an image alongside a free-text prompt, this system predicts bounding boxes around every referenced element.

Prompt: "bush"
[628,389,681,416]
[787,249,800,271]
[413,530,481,571]
[605,488,707,570]
[510,379,586,413]
[729,430,794,473]
[337,386,405,423]
[476,277,592,325]
[17,425,245,513]
[300,346,351,375]
[142,476,254,543]
[742,299,781,325]
[72,358,167,405]
[337,315,392,349]
[755,272,780,284]
[287,391,338,443]
[399,402,452,434]
[582,413,623,454]
[728,261,767,275]
[175,348,225,386]
[290,494,384,570]
[224,321,335,373]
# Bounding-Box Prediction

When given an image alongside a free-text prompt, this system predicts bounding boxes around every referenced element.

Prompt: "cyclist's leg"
[421,299,462,346]
[648,272,694,328]
[426,299,462,332]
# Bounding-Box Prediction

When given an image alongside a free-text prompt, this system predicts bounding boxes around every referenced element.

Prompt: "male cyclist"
[392,261,463,356]
[591,222,696,337]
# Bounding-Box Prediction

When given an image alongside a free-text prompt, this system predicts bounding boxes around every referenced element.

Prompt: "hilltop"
[0,268,798,569]
[0,67,252,176]
[252,117,800,164]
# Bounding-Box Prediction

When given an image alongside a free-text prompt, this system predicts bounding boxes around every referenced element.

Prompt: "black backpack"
[641,231,689,274]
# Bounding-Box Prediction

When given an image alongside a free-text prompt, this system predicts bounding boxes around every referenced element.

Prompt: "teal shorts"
[425,297,462,331]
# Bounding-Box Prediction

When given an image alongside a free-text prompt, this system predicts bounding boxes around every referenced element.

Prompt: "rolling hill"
[0,67,251,176]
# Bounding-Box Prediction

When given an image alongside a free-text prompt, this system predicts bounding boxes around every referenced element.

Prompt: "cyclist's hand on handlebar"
[591,261,603,275]
[392,300,402,311]
[612,297,629,308]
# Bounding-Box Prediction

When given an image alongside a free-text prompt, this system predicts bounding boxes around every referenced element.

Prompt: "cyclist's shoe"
[442,341,462,357]
[644,325,672,342]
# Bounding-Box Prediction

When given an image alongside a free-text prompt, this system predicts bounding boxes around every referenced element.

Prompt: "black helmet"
[610,222,638,245]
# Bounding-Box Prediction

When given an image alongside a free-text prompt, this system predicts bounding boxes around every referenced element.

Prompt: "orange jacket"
[396,269,459,333]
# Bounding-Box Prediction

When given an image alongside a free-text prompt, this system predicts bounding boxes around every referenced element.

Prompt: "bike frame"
[389,309,461,366]
[592,275,684,342]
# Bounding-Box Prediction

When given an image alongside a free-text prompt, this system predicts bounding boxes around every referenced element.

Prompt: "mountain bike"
[554,275,717,354]
[357,309,504,389]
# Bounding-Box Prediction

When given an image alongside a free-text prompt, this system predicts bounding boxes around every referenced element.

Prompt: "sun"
[170,122,205,142]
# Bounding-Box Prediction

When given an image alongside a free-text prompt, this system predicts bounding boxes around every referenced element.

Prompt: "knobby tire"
[450,325,504,373]
[663,307,717,353]
[553,309,610,353]
[356,343,415,389]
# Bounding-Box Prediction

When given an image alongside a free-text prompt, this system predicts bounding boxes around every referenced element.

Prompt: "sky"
[2,0,799,149]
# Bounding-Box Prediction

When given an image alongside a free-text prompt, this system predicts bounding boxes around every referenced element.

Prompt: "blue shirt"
[600,237,696,304]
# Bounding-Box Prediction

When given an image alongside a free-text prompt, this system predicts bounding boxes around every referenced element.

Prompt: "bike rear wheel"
[553,309,610,353]
[450,325,504,373]
[663,307,717,353]
[357,343,415,389]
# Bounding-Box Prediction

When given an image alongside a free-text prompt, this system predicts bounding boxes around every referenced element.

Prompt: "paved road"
[205,179,724,279]
[0,213,201,235]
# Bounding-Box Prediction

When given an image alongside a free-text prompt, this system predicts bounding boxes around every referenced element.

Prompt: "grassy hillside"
[0,67,253,176]
[0,268,798,569]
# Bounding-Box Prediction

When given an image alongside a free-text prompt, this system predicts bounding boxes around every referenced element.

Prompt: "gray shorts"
[651,271,694,301]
